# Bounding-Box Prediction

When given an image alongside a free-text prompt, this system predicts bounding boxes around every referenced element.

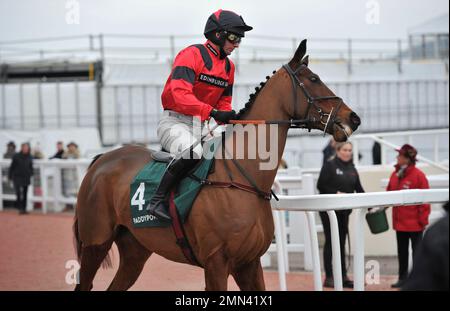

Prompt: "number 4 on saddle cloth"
[130,136,222,228]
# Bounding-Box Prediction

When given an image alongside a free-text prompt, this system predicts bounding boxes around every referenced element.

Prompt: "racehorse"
[73,39,361,291]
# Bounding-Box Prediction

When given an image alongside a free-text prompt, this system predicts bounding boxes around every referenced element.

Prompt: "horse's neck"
[235,76,291,192]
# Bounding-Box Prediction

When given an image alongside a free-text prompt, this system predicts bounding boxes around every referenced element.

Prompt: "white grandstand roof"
[408,13,449,35]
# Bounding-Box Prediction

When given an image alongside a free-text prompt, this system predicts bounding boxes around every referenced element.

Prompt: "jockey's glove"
[210,109,237,124]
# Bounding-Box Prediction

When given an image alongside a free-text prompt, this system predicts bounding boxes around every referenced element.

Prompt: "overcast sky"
[0,0,448,42]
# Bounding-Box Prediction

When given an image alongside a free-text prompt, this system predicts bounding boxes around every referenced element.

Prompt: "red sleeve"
[417,171,431,227]
[168,48,213,121]
[216,61,235,111]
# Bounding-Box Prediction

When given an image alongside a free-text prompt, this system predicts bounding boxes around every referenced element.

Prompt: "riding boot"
[147,157,200,221]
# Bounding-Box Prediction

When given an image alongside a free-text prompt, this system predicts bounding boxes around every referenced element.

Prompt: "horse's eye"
[310,76,319,83]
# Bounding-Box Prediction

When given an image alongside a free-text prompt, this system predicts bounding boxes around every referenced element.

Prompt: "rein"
[195,63,344,201]
[190,132,275,201]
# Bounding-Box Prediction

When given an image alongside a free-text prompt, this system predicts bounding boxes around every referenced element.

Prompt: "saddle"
[151,150,174,163]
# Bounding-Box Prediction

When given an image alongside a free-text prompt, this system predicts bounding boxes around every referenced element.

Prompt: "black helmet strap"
[206,18,228,59]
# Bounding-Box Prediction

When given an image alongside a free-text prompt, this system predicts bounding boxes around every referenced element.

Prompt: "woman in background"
[8,143,33,215]
[386,144,430,288]
[317,141,365,288]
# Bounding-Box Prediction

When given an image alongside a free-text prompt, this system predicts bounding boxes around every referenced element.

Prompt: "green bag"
[366,208,389,234]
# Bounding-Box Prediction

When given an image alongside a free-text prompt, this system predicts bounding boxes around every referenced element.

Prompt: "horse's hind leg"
[75,239,114,291]
[107,227,152,291]
[231,259,266,291]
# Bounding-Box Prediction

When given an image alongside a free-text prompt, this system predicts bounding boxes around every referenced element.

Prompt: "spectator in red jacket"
[147,10,253,220]
[386,144,431,288]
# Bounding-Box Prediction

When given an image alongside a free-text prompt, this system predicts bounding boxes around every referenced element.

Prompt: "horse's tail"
[73,152,114,269]
[72,215,114,269]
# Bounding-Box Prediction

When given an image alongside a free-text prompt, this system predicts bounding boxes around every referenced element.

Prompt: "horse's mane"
[236,70,277,119]
[88,153,103,169]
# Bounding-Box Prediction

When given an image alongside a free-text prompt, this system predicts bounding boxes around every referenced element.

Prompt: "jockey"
[147,10,253,220]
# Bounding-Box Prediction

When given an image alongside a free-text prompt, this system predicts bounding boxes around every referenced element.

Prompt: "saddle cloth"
[129,136,221,228]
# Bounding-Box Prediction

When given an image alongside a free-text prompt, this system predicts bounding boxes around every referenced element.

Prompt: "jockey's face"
[223,38,240,55]
[214,32,240,56]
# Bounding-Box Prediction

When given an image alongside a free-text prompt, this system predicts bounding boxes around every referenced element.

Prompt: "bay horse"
[74,39,361,291]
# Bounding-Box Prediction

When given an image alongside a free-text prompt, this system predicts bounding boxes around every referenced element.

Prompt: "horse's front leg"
[204,249,230,291]
[231,258,266,291]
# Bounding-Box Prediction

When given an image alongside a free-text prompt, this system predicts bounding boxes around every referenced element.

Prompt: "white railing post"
[306,211,323,290]
[326,210,343,291]
[273,210,287,291]
[53,166,63,212]
[76,163,86,188]
[353,208,367,291]
[39,163,48,214]
[380,136,387,165]
[302,174,316,271]
[26,181,33,212]
[278,210,290,273]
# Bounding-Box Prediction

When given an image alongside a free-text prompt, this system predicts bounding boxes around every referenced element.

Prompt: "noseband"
[282,63,343,135]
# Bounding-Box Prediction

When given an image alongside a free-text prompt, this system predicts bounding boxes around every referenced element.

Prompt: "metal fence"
[0,81,98,130]
[99,79,449,144]
[0,34,438,73]
[0,79,448,144]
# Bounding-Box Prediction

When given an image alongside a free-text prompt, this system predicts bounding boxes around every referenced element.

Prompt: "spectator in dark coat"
[49,141,65,159]
[402,202,449,291]
[8,143,33,215]
[3,141,16,159]
[386,144,431,288]
[317,141,365,288]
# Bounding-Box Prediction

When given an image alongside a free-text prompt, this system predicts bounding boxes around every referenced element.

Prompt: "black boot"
[343,276,354,288]
[147,157,199,221]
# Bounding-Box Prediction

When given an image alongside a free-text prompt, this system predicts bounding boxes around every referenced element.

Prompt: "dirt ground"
[0,210,396,291]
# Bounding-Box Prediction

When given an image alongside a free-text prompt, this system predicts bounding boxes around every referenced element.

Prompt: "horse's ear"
[301,55,309,67]
[291,39,307,64]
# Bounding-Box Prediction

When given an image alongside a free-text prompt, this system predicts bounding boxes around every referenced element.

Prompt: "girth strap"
[168,191,202,267]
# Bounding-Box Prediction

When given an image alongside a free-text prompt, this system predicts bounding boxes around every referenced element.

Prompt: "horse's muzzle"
[349,112,361,131]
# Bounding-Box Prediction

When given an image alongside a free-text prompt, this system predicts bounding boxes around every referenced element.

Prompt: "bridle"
[282,63,343,135]
[234,63,345,136]
[193,62,349,203]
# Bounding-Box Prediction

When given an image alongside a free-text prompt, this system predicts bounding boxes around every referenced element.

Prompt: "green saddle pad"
[130,136,222,228]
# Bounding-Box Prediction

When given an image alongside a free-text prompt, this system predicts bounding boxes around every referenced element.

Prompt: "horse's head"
[283,39,361,141]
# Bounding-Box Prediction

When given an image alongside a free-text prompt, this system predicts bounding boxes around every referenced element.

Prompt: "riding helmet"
[204,9,253,43]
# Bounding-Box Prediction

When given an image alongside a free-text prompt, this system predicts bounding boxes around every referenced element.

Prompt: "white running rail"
[271,188,449,291]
